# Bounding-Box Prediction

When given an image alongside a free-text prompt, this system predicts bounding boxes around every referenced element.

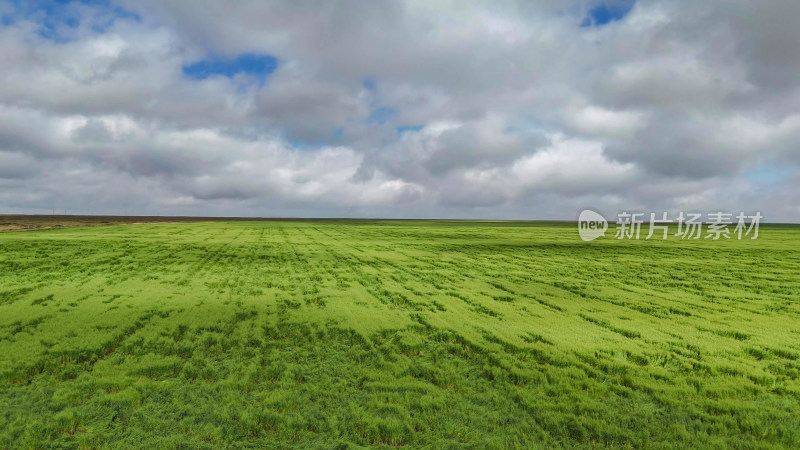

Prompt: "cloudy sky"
[0,0,798,220]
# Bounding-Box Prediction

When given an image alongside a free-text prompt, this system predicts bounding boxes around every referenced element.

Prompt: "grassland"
[1,220,799,448]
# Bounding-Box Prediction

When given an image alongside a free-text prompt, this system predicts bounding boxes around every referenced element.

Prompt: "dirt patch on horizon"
[0,215,324,232]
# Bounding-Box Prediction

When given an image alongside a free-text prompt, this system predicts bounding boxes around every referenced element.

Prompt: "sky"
[0,0,798,221]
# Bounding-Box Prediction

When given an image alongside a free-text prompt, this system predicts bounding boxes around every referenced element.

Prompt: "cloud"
[0,0,798,220]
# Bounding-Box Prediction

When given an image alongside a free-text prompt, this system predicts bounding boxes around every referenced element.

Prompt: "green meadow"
[1,220,799,448]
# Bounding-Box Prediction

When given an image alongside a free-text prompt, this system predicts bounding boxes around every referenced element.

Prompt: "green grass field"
[1,220,799,448]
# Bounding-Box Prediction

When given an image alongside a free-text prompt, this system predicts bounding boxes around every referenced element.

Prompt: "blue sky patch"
[2,14,16,26]
[397,125,423,134]
[581,0,635,27]
[747,165,796,184]
[6,0,140,41]
[368,107,397,125]
[182,54,279,82]
[362,77,376,92]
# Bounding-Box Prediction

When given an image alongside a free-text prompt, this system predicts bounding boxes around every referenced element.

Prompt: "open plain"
[1,219,799,448]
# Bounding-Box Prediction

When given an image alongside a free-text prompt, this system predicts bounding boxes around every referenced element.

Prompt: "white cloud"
[0,0,798,220]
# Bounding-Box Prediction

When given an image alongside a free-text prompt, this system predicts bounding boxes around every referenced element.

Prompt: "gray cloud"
[0,0,797,220]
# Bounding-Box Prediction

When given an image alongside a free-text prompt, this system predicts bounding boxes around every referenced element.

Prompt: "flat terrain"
[0,214,291,232]
[1,220,799,448]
